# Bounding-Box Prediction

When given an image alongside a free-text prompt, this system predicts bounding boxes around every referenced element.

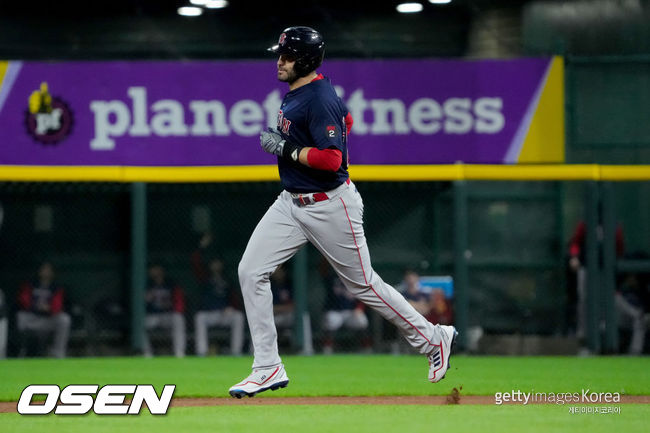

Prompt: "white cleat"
[229,364,290,398]
[427,325,458,383]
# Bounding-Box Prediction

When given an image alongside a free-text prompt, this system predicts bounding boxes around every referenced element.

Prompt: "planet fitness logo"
[25,82,74,145]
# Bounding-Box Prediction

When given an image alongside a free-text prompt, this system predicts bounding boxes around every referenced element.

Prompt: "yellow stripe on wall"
[517,56,565,163]
[351,164,605,181]
[600,165,650,181]
[0,165,126,182]
[121,165,281,183]
[0,61,9,90]
[1,164,649,182]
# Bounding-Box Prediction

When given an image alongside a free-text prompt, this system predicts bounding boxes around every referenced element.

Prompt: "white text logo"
[17,384,176,415]
[88,86,505,150]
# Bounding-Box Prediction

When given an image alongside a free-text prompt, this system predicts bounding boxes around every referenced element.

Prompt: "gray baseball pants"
[17,311,71,358]
[143,312,186,358]
[238,180,445,369]
[194,308,245,356]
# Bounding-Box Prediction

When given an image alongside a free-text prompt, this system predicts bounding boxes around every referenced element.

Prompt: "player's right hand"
[260,128,286,156]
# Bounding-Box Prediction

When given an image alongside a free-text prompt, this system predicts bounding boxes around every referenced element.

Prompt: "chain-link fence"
[1,180,648,358]
[0,183,130,357]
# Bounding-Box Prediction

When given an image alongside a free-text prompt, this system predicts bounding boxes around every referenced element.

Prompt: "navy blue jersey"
[276,77,349,193]
[19,281,64,315]
[326,275,357,311]
[404,290,429,303]
[145,279,184,313]
[146,283,174,313]
[200,276,231,311]
[271,280,293,306]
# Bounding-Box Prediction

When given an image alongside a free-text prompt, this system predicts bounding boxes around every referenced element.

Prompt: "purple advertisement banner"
[0,58,554,166]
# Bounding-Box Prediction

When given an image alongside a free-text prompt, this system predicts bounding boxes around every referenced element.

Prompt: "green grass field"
[1,355,648,433]
[3,405,649,433]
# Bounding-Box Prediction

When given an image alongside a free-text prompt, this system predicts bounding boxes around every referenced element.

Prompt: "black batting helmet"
[267,26,325,77]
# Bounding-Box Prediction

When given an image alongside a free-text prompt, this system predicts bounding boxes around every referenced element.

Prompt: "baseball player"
[0,288,7,358]
[143,264,186,358]
[16,261,71,358]
[229,26,457,398]
[191,235,245,357]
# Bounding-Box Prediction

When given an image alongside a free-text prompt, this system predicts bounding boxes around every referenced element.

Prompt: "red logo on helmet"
[278,33,286,45]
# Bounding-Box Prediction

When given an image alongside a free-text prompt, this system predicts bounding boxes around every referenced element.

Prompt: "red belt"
[292,178,350,207]
[293,193,329,206]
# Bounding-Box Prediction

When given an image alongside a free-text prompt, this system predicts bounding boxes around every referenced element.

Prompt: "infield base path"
[1,395,648,413]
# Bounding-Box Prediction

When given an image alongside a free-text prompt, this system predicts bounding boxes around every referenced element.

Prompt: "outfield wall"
[0,176,648,356]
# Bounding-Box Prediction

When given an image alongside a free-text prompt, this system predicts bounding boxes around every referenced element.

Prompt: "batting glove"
[260,128,302,161]
[260,128,285,156]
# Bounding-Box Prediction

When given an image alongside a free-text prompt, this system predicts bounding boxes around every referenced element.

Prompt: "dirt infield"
[2,394,648,413]
[171,394,650,407]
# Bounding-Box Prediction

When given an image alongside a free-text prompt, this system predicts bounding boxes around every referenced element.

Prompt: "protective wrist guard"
[281,140,303,162]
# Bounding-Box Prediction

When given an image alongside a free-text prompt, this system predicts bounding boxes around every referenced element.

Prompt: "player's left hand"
[260,128,286,156]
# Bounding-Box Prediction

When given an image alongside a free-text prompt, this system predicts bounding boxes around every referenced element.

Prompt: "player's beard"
[278,67,299,85]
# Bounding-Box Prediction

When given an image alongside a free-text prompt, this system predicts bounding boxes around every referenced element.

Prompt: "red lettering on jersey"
[277,110,284,130]
[277,109,292,134]
[282,118,292,135]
